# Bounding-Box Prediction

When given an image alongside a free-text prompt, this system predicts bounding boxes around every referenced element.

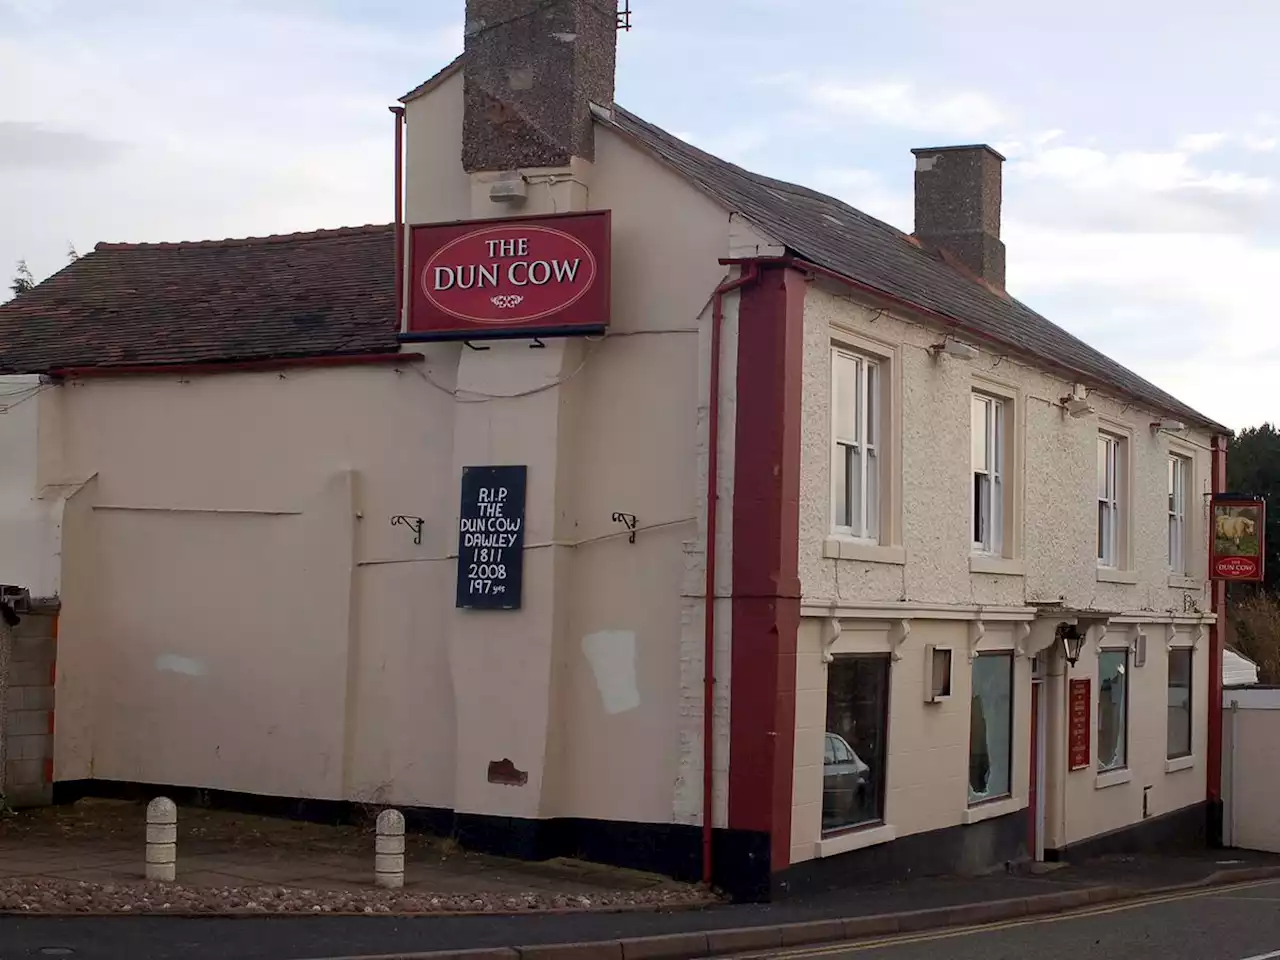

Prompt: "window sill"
[962,795,1025,825]
[970,556,1025,577]
[1166,755,1195,774]
[1095,768,1132,790]
[823,537,906,566]
[1096,567,1139,585]
[1168,575,1202,590]
[815,823,897,858]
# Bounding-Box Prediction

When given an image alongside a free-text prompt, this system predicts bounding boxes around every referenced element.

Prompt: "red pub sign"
[404,210,611,342]
[1210,496,1266,582]
[1068,677,1091,771]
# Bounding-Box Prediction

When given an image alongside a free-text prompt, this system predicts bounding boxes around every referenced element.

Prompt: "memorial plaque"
[456,465,527,610]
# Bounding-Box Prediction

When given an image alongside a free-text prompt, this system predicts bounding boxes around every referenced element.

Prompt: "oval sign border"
[421,224,599,326]
[1215,556,1259,579]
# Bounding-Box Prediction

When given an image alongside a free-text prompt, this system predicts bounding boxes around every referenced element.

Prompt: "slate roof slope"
[0,225,398,374]
[599,106,1224,432]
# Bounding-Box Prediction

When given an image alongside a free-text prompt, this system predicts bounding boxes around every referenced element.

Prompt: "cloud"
[0,121,126,169]
[1175,132,1228,154]
[808,81,1008,135]
[0,3,457,295]
[1001,134,1277,235]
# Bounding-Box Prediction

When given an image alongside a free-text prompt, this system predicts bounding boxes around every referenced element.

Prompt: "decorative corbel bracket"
[890,619,911,662]
[968,619,986,662]
[1090,622,1108,650]
[822,617,842,664]
[1194,623,1207,650]
[1015,621,1032,659]
[1165,622,1179,652]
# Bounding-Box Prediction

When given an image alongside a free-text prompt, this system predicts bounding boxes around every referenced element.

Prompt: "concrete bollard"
[374,808,406,889]
[145,797,177,882]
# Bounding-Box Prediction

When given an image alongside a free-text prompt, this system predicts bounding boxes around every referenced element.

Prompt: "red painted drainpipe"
[702,262,760,886]
[1207,433,1228,828]
[390,106,406,329]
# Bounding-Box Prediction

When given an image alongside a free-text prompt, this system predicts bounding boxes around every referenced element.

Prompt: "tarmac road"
[0,879,1279,960]
[750,879,1280,960]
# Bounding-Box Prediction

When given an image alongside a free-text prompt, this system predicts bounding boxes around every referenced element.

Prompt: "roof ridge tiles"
[93,223,393,253]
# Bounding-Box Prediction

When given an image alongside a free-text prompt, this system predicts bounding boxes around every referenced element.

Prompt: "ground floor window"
[968,652,1013,804]
[1098,649,1129,771]
[1168,648,1193,759]
[823,655,890,833]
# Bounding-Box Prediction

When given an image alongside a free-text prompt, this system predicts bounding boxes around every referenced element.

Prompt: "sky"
[2,0,1278,430]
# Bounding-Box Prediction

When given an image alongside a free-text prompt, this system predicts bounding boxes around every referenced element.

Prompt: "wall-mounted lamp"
[1060,384,1094,418]
[1151,419,1187,433]
[929,339,979,361]
[1057,622,1087,666]
[1061,396,1093,418]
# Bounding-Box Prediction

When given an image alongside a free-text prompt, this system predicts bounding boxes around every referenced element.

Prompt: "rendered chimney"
[910,145,1006,289]
[462,0,617,173]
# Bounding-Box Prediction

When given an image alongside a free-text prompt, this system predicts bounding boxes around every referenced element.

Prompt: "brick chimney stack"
[910,145,1006,289]
[461,0,618,174]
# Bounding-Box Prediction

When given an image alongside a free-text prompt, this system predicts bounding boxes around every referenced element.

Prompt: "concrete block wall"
[4,609,56,807]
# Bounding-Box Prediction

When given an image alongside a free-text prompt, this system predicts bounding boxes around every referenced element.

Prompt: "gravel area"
[0,877,719,915]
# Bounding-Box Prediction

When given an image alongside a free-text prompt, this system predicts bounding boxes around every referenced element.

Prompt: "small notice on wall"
[1211,496,1266,582]
[1068,677,1091,772]
[456,465,527,610]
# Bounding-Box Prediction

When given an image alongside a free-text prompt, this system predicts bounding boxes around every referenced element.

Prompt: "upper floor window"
[1168,455,1190,573]
[972,393,1005,554]
[832,347,881,540]
[1097,433,1124,567]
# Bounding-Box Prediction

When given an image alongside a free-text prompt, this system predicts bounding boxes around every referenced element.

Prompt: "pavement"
[1,851,1279,960]
[0,800,697,906]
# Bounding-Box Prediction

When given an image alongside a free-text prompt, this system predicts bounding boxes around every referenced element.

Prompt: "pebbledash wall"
[786,282,1214,886]
[38,64,769,876]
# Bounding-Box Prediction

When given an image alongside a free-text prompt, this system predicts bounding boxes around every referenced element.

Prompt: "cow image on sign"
[456,465,527,610]
[405,211,611,342]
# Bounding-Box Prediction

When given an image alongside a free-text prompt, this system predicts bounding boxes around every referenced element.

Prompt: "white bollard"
[145,797,177,882]
[374,808,406,889]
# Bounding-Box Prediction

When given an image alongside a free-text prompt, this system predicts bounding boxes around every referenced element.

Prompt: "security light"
[930,339,979,361]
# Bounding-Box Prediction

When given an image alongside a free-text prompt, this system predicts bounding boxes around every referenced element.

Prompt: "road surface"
[751,879,1280,960]
[0,879,1278,959]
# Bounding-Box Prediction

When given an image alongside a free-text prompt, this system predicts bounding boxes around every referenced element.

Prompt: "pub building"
[0,0,1246,900]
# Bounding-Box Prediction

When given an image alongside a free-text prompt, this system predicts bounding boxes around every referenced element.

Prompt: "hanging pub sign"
[1068,677,1091,771]
[404,210,611,342]
[456,465,527,610]
[1210,495,1266,582]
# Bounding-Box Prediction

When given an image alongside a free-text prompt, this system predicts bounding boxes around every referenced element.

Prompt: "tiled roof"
[0,225,398,374]
[599,106,1225,432]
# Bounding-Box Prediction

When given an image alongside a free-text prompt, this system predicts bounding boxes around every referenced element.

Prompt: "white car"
[823,731,871,825]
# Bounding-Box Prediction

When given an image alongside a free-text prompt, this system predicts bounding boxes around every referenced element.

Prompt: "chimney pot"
[911,144,1006,288]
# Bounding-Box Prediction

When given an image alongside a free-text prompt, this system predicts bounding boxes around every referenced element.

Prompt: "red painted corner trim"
[50,352,423,380]
[1207,435,1228,804]
[728,265,806,872]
